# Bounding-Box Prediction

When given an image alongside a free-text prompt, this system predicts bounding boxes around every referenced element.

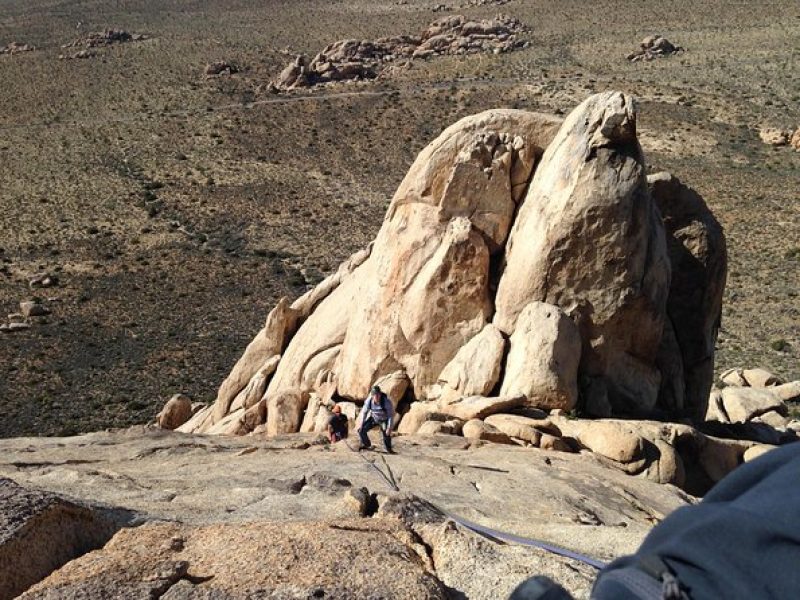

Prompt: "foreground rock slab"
[20,519,449,600]
[0,428,692,598]
[0,478,135,600]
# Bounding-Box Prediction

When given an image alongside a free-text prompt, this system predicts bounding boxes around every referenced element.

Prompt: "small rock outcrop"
[274,14,527,89]
[59,29,146,59]
[0,42,35,56]
[759,127,790,146]
[204,60,239,77]
[627,35,682,62]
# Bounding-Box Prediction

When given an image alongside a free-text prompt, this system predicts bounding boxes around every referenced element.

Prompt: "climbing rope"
[344,441,607,570]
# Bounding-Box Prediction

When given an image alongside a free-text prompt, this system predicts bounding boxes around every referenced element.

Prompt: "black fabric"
[592,442,800,599]
[509,576,574,600]
[327,413,348,439]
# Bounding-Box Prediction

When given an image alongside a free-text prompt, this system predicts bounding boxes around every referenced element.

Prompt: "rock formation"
[0,42,35,56]
[184,92,733,438]
[204,60,239,77]
[62,29,146,49]
[274,14,527,89]
[650,172,726,419]
[58,29,146,59]
[168,92,799,494]
[626,36,682,62]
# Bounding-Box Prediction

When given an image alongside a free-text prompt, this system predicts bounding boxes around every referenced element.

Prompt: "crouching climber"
[357,385,395,453]
[327,404,349,443]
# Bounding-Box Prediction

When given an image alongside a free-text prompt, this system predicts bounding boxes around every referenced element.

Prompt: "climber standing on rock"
[357,385,395,454]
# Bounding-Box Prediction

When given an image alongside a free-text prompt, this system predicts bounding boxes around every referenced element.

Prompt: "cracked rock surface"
[0,428,690,599]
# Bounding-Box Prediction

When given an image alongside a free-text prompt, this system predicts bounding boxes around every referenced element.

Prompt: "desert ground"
[1,0,798,437]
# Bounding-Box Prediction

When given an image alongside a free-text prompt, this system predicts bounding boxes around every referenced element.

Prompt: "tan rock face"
[461,419,514,444]
[334,110,562,401]
[210,298,298,425]
[484,414,544,444]
[714,387,787,424]
[742,368,782,388]
[207,94,728,435]
[499,301,581,410]
[19,520,450,600]
[266,391,308,436]
[495,91,670,415]
[396,401,448,435]
[649,172,727,418]
[436,323,505,400]
[439,395,526,421]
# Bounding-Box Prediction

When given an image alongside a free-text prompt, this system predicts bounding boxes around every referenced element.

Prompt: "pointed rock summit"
[180,92,727,438]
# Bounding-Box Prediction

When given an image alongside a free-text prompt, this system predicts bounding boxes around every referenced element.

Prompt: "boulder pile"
[62,29,146,49]
[168,92,797,490]
[274,14,527,90]
[759,126,800,150]
[0,41,35,55]
[434,0,512,11]
[59,29,146,59]
[627,35,682,62]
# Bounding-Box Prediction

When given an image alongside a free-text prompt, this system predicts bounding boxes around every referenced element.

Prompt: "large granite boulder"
[495,91,671,415]
[188,92,728,435]
[649,172,727,418]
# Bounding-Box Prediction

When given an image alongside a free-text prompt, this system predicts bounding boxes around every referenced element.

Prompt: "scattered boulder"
[461,419,513,444]
[759,127,790,146]
[791,128,800,151]
[707,387,787,424]
[484,413,544,444]
[20,300,50,318]
[272,14,526,90]
[204,60,239,77]
[539,433,573,452]
[742,368,782,388]
[396,402,447,435]
[157,394,193,430]
[435,323,505,402]
[28,272,58,288]
[570,421,645,464]
[58,49,95,60]
[627,35,682,62]
[265,390,307,436]
[0,41,35,55]
[720,368,748,387]
[743,444,777,463]
[439,395,526,421]
[771,381,800,402]
[62,29,146,49]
